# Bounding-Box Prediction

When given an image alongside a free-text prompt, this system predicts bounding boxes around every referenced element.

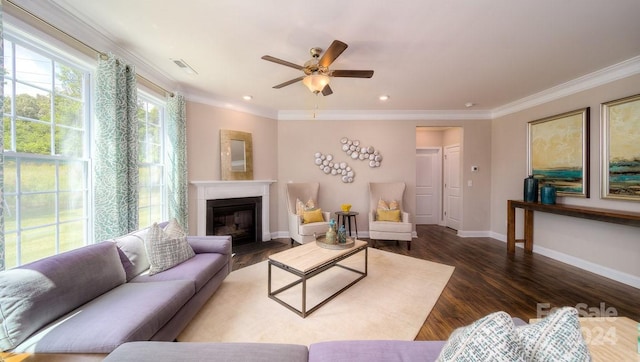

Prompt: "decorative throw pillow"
[296,198,316,215]
[377,198,390,210]
[437,311,525,361]
[144,220,195,276]
[376,208,401,222]
[517,307,591,362]
[388,199,399,210]
[302,208,324,224]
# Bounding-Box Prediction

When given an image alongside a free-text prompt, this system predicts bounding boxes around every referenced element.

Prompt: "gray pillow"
[0,242,125,351]
[144,220,195,276]
[517,307,591,361]
[437,311,524,361]
[113,228,151,281]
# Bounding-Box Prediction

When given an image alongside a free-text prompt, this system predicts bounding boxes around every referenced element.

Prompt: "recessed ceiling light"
[465,102,475,108]
[379,95,390,101]
[242,95,253,101]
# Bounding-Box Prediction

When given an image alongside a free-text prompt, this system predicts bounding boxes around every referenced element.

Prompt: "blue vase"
[540,184,557,205]
[523,175,539,203]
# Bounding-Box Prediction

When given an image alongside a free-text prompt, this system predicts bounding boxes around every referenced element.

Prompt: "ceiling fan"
[261,40,374,96]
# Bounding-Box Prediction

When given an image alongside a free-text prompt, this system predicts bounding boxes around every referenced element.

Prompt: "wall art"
[340,137,383,167]
[527,107,590,197]
[314,152,355,183]
[601,94,640,200]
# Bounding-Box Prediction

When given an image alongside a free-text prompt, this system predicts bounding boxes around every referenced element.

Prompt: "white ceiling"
[17,0,640,118]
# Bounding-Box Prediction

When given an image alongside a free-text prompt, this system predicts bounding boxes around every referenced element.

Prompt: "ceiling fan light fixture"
[302,74,330,93]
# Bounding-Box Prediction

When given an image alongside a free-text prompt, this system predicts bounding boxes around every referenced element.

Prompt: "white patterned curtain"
[94,53,139,241]
[166,94,188,232]
[0,3,5,270]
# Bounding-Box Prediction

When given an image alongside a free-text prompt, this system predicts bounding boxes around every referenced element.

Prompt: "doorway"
[415,148,442,225]
[415,127,463,230]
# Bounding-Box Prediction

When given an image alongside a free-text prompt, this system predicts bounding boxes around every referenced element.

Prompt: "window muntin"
[2,36,90,268]
[137,95,166,228]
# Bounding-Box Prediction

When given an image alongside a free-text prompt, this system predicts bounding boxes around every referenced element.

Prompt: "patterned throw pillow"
[144,219,195,276]
[296,198,316,215]
[437,311,525,361]
[388,199,399,210]
[377,198,390,210]
[517,307,591,362]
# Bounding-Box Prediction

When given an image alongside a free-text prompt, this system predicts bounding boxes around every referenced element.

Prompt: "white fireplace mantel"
[191,180,276,240]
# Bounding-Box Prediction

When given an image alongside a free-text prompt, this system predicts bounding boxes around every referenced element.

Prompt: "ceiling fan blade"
[331,70,374,78]
[321,84,333,96]
[273,76,304,89]
[318,40,348,68]
[261,55,304,70]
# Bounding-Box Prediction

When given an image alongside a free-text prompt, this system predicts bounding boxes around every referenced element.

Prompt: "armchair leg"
[407,240,411,251]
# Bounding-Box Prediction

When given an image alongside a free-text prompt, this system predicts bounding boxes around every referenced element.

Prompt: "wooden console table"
[507,200,640,253]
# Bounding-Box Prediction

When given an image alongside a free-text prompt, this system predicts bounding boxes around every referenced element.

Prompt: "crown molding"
[277,109,492,121]
[7,0,177,96]
[186,93,279,120]
[492,55,640,118]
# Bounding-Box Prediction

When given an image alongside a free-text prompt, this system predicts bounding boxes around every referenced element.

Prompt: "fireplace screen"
[206,197,262,246]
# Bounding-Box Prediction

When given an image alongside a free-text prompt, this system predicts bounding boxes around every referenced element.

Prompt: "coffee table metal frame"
[268,241,368,318]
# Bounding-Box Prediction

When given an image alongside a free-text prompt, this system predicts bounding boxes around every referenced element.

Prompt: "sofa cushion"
[130,253,228,292]
[105,341,309,362]
[0,242,125,352]
[14,280,194,353]
[309,340,446,362]
[437,311,524,361]
[517,307,590,361]
[112,227,151,281]
[145,222,195,276]
[369,219,412,233]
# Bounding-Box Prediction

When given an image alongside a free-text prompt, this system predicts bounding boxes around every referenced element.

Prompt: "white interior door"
[415,148,442,224]
[444,144,462,230]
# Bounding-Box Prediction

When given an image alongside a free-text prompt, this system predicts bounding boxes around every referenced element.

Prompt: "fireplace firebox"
[206,197,262,246]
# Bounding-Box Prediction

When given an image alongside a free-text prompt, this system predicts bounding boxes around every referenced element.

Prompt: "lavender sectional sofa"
[0,224,232,354]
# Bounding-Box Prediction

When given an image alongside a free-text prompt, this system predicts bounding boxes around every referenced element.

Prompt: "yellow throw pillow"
[377,208,401,222]
[303,208,324,224]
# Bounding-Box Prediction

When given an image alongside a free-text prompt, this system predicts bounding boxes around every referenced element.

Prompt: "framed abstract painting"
[601,94,640,200]
[528,108,590,197]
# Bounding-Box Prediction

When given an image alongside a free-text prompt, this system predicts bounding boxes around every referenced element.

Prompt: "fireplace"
[191,180,275,240]
[206,197,262,246]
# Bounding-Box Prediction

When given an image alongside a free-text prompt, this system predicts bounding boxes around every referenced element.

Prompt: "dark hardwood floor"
[231,225,640,340]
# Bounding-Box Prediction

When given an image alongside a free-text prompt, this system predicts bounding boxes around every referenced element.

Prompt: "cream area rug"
[178,248,454,346]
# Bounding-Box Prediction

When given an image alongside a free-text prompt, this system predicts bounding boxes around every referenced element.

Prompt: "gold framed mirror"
[220,130,253,180]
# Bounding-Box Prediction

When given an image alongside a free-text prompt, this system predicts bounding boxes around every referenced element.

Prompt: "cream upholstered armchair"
[368,182,413,250]
[286,182,331,245]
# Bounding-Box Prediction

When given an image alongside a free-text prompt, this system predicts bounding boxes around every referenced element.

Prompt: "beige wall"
[277,119,492,235]
[185,101,278,233]
[491,74,640,282]
[183,107,492,237]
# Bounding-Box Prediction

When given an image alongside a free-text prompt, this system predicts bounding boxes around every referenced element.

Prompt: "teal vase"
[540,184,557,205]
[524,175,539,202]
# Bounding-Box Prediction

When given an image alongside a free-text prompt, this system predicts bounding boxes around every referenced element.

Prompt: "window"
[137,94,166,227]
[2,36,90,268]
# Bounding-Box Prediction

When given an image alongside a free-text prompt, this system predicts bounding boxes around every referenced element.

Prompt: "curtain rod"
[5,0,174,98]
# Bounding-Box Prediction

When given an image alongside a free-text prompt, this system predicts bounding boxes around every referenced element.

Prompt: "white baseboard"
[457,230,492,237]
[492,232,640,289]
